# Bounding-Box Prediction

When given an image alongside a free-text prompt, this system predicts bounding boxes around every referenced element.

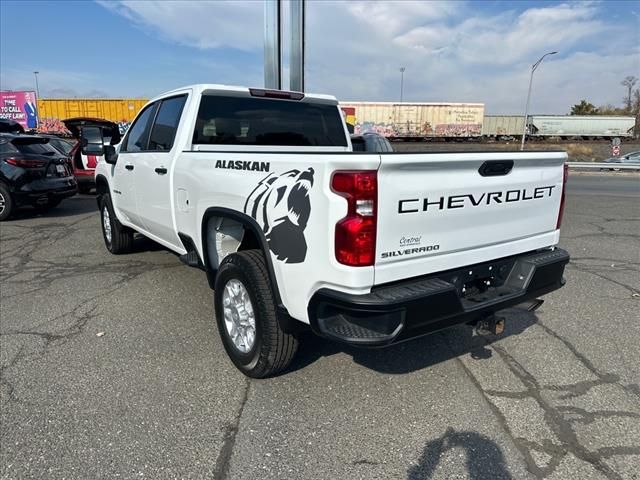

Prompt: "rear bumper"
[308,248,569,346]
[73,169,96,186]
[13,178,78,206]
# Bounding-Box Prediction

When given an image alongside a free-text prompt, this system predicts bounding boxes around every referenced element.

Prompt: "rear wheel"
[0,184,13,221]
[214,250,298,378]
[99,193,133,254]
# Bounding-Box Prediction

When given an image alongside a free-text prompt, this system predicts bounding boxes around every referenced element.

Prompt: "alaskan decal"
[244,168,315,264]
[398,186,556,214]
[215,160,270,172]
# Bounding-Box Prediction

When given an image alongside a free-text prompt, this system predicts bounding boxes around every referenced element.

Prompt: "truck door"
[133,94,187,248]
[115,102,158,228]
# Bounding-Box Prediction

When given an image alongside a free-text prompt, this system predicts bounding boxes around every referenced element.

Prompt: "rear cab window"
[192,95,348,147]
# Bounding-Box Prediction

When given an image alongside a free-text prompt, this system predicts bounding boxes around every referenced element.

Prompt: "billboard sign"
[0,91,39,130]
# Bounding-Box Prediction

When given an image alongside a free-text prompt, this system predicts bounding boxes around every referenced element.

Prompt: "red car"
[63,118,121,194]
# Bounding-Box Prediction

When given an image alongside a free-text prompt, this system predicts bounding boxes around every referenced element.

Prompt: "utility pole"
[521,52,557,151]
[290,0,305,92]
[264,0,282,89]
[399,67,405,103]
[33,71,40,99]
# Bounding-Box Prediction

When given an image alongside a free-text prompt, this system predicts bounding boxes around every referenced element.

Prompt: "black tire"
[0,184,13,221]
[99,193,133,254]
[214,250,298,378]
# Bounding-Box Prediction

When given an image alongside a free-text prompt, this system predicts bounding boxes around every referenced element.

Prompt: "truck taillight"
[556,163,568,229]
[331,171,377,267]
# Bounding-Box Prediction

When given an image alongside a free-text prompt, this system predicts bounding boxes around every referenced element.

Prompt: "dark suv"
[350,132,394,152]
[0,133,78,221]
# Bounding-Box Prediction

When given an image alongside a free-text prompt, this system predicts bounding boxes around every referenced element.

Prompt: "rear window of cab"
[193,95,347,147]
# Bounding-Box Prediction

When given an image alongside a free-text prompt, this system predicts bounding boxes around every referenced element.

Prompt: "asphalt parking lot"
[1,173,638,479]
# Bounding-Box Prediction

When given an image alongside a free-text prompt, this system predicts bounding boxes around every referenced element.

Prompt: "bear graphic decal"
[244,168,315,264]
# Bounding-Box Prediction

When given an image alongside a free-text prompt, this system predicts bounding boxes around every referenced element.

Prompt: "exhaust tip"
[516,299,545,312]
[527,299,545,312]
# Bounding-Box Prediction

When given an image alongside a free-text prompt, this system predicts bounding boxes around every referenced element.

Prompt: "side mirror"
[104,145,118,165]
[81,127,105,156]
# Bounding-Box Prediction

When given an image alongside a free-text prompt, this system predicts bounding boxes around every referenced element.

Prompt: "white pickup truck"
[82,84,570,378]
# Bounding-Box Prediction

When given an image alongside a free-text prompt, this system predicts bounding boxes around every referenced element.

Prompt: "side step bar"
[179,251,203,269]
[178,233,205,270]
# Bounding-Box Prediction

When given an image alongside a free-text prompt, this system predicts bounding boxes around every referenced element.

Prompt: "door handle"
[155,167,168,175]
[125,164,134,171]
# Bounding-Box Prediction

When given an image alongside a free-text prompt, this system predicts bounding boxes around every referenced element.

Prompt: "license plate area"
[439,258,516,298]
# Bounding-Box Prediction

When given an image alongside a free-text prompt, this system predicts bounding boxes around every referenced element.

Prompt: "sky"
[1,0,638,114]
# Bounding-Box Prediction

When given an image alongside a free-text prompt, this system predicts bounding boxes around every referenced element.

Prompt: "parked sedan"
[0,133,77,220]
[602,151,640,171]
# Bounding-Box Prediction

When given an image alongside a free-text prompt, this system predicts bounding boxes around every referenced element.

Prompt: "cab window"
[148,95,187,151]
[121,103,158,153]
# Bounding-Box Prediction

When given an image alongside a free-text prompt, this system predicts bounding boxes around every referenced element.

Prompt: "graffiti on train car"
[435,123,482,137]
[117,121,132,134]
[355,122,402,137]
[35,118,69,134]
[355,121,482,138]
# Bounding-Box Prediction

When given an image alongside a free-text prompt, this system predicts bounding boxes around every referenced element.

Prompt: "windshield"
[193,95,347,147]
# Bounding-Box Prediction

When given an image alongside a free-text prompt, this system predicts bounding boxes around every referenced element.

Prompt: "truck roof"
[149,84,339,105]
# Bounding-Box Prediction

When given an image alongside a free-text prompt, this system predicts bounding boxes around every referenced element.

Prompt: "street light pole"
[33,71,40,99]
[520,51,557,151]
[399,67,405,103]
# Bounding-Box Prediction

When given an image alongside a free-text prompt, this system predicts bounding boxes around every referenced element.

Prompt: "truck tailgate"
[375,151,567,285]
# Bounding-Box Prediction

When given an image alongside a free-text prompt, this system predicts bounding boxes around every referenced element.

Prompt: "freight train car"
[339,102,484,140]
[528,115,635,139]
[37,98,148,134]
[482,115,525,139]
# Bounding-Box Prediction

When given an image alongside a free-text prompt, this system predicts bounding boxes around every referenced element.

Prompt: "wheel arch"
[200,207,304,333]
[200,207,275,292]
[95,174,110,206]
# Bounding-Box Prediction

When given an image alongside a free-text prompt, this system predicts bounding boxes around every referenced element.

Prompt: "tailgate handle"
[479,160,513,177]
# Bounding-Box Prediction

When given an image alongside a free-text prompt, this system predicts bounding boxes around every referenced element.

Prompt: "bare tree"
[621,76,638,111]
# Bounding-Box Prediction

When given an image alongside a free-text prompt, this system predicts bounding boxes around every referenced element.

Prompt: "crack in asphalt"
[567,261,639,296]
[2,211,253,478]
[212,378,250,480]
[535,321,640,400]
[452,321,640,480]
[0,214,179,405]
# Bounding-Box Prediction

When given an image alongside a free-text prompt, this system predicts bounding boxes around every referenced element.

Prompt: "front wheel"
[214,250,298,378]
[99,193,133,254]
